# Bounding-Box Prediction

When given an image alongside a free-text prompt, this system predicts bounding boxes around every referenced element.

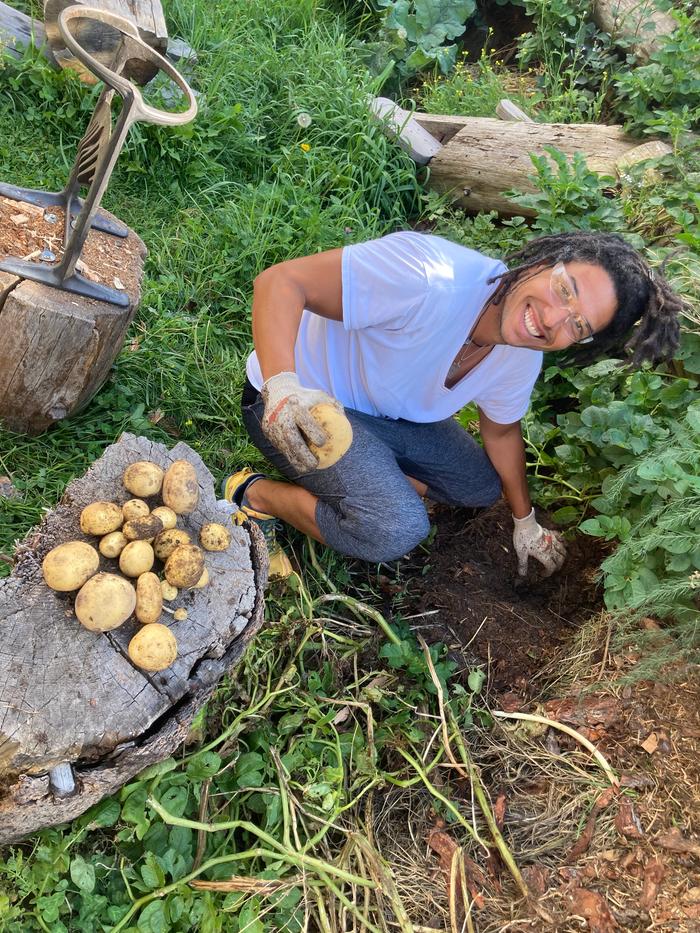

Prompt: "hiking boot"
[221,469,293,579]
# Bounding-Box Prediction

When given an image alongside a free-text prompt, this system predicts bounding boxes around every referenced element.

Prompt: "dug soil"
[367,501,700,932]
[391,499,607,696]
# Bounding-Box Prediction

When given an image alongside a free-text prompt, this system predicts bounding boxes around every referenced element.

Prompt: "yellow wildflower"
[300,142,311,152]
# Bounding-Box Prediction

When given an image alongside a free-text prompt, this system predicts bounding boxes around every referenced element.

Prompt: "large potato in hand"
[75,573,136,631]
[165,544,205,589]
[128,623,177,671]
[199,523,231,552]
[80,501,123,536]
[119,540,155,577]
[135,572,163,624]
[123,461,164,497]
[162,460,199,514]
[42,541,99,592]
[154,528,191,561]
[308,404,353,468]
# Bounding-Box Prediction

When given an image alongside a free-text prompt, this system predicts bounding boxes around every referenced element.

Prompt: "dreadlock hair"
[487,231,685,365]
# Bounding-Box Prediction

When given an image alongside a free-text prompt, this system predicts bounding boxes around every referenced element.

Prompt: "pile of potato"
[41,459,232,673]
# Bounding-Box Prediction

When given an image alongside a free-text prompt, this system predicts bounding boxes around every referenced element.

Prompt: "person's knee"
[338,498,431,563]
[365,505,431,562]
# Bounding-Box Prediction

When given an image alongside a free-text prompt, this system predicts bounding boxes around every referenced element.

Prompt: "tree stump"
[0,433,268,843]
[414,115,671,216]
[43,0,168,84]
[0,198,146,434]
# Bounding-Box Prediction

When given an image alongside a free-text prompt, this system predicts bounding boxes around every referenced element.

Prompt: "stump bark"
[43,0,168,84]
[414,115,670,216]
[0,198,146,434]
[0,433,268,843]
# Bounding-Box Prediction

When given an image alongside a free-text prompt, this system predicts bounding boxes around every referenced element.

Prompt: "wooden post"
[0,433,268,843]
[43,0,168,84]
[0,198,147,434]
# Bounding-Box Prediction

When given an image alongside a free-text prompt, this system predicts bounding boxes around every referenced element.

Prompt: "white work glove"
[512,508,567,577]
[261,371,343,473]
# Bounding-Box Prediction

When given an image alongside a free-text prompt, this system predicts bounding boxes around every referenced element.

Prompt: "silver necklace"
[447,338,492,376]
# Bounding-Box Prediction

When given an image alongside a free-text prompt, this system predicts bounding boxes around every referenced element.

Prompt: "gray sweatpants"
[241,383,502,563]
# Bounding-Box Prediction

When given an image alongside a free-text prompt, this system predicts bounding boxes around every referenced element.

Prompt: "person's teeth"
[525,306,542,338]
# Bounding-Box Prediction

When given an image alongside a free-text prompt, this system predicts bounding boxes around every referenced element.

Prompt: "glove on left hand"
[512,508,567,577]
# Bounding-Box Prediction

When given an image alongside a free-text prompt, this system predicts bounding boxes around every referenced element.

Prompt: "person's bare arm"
[252,248,344,381]
[479,409,567,575]
[478,410,531,518]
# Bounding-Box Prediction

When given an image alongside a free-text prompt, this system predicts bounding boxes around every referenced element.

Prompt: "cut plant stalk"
[419,638,529,900]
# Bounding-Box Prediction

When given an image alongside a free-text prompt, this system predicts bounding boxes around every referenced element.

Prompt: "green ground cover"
[0,0,698,929]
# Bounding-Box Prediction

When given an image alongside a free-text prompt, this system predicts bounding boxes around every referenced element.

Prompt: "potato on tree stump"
[43,0,168,84]
[0,433,268,843]
[0,197,146,435]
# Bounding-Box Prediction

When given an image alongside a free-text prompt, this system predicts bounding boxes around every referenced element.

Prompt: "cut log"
[0,432,269,843]
[496,99,534,123]
[43,0,168,84]
[414,115,672,216]
[0,198,146,434]
[593,0,676,62]
[0,0,51,59]
[370,97,443,165]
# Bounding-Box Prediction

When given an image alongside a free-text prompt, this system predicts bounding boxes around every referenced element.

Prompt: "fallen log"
[0,432,268,843]
[0,198,146,434]
[0,0,50,57]
[593,0,676,62]
[43,0,168,84]
[413,114,671,216]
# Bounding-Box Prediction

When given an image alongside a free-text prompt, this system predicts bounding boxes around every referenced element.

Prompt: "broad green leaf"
[69,855,95,893]
[137,899,169,933]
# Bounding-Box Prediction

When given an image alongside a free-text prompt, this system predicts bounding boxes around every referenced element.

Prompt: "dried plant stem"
[450,848,475,933]
[491,711,619,788]
[313,593,402,646]
[419,638,529,900]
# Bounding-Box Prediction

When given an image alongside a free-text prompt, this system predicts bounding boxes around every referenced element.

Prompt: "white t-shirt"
[246,231,542,424]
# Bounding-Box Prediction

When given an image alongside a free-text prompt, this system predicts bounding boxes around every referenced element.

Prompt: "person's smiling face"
[494,261,618,351]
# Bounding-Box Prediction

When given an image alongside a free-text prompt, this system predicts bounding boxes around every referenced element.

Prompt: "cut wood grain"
[43,0,168,84]
[0,0,50,59]
[0,432,268,843]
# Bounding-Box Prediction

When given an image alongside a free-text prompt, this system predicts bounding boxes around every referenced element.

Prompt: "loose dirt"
[393,500,607,694]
